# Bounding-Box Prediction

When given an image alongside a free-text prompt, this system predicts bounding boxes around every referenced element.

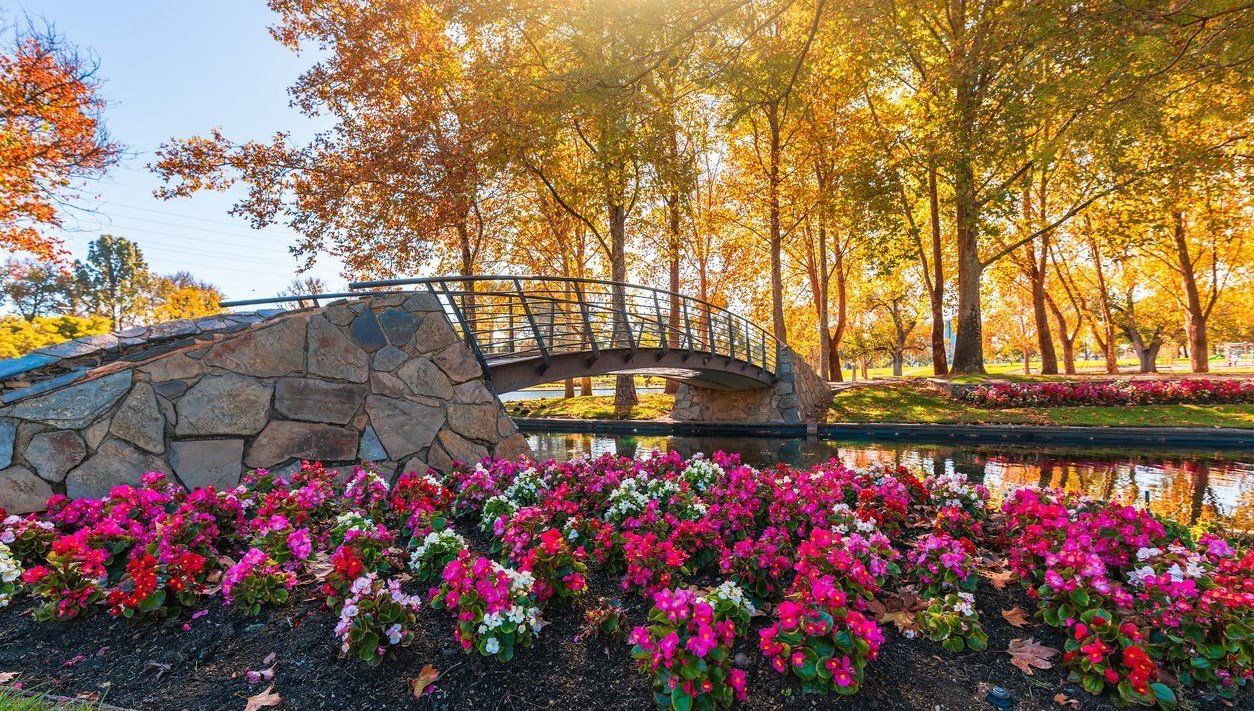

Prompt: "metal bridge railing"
[345,276,780,378]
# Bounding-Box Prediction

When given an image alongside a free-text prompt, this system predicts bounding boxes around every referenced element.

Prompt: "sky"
[10,0,349,301]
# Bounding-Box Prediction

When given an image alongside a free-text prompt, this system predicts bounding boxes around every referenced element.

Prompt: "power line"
[65,224,297,257]
[105,201,298,233]
[100,211,305,245]
[58,235,299,274]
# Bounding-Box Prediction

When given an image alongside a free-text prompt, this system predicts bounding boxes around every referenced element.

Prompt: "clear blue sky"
[10,0,348,300]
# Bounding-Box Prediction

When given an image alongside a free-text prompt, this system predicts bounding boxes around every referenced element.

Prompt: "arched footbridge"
[289,276,780,393]
[222,275,829,422]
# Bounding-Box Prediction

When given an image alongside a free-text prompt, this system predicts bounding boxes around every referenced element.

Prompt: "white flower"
[1127,565,1156,586]
[386,624,403,645]
[483,637,500,655]
[1135,547,1162,561]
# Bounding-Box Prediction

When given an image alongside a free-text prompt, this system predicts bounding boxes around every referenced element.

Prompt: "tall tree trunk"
[827,241,847,382]
[1172,211,1209,373]
[816,225,831,380]
[1088,234,1119,374]
[564,378,575,398]
[767,105,786,342]
[1025,228,1058,373]
[609,202,637,410]
[927,164,948,375]
[580,376,592,397]
[664,194,682,394]
[951,158,985,374]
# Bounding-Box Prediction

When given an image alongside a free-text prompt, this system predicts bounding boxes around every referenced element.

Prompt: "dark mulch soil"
[0,571,1244,711]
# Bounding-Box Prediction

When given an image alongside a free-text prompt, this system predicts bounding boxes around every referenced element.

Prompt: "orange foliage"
[0,31,121,261]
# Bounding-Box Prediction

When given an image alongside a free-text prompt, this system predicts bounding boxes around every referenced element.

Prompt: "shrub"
[917,592,987,652]
[408,528,467,583]
[431,550,544,661]
[758,580,883,695]
[629,585,750,709]
[222,548,296,616]
[21,530,108,621]
[334,573,422,665]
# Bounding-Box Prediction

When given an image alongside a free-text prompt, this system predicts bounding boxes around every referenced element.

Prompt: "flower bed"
[0,453,1249,709]
[959,379,1254,408]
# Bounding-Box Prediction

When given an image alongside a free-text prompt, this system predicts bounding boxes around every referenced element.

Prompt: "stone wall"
[0,293,530,513]
[670,346,831,424]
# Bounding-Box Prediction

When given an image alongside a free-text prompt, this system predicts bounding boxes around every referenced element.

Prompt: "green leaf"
[1150,683,1177,711]
[670,689,692,711]
[1080,673,1105,695]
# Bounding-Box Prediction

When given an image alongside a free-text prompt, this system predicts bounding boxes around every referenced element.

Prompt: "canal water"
[521,430,1254,529]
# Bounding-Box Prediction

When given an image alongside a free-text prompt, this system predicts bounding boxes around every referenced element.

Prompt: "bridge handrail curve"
[224,275,781,383]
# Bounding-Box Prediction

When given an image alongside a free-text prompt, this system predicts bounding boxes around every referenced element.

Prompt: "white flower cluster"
[829,503,879,536]
[1127,545,1206,587]
[705,580,756,616]
[0,541,21,608]
[604,475,680,522]
[503,467,547,506]
[480,495,520,532]
[681,454,724,492]
[478,562,545,655]
[334,573,421,654]
[1,515,53,545]
[951,591,977,617]
[334,511,374,534]
[926,472,986,511]
[409,529,467,577]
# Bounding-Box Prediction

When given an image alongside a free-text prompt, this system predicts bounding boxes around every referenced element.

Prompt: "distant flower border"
[960,379,1254,408]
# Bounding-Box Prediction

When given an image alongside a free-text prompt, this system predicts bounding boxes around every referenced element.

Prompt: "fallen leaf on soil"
[1053,692,1080,707]
[244,685,282,710]
[62,654,86,667]
[262,652,277,666]
[981,569,1015,590]
[411,664,440,697]
[0,672,18,684]
[1001,606,1030,627]
[1007,637,1058,675]
[881,610,919,633]
[869,590,926,633]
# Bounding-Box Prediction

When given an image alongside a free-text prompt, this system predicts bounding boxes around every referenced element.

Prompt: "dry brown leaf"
[410,664,440,698]
[982,569,1015,590]
[1053,692,1080,708]
[244,685,282,711]
[881,610,920,633]
[0,671,18,684]
[1007,637,1058,675]
[1001,606,1030,627]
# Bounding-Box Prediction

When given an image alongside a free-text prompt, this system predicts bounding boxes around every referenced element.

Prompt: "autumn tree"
[149,271,223,322]
[153,0,502,279]
[0,22,121,261]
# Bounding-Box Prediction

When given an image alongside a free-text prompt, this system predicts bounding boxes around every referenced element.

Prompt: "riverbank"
[505,383,1254,430]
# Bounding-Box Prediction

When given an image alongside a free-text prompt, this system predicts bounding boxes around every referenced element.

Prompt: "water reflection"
[522,431,1254,529]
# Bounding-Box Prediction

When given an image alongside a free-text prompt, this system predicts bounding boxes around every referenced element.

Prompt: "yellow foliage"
[0,315,111,360]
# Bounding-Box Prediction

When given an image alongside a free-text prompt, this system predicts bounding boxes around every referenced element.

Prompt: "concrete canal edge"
[513,418,1254,450]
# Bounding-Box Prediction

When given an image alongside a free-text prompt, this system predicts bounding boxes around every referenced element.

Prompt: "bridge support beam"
[670,347,830,424]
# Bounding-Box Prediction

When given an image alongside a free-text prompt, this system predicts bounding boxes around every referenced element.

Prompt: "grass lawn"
[504,393,676,420]
[829,382,1254,428]
[0,689,100,711]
